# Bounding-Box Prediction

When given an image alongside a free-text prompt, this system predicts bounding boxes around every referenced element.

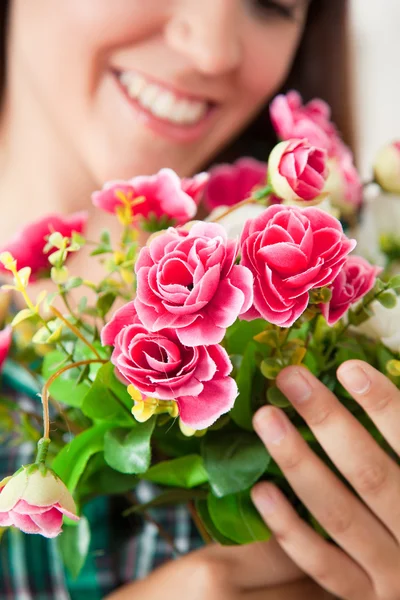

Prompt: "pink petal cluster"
[204,157,267,210]
[0,468,79,538]
[321,256,382,326]
[0,326,12,371]
[134,222,253,346]
[270,91,362,209]
[92,169,208,225]
[269,139,328,203]
[102,303,237,429]
[0,212,88,280]
[240,205,356,327]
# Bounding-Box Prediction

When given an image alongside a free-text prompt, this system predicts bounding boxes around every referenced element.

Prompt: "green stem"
[35,437,51,464]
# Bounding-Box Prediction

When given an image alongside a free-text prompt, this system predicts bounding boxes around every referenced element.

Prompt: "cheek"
[12,0,164,97]
[237,23,305,111]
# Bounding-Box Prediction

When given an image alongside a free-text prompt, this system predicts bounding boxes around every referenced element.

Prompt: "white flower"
[206,203,267,239]
[355,299,400,353]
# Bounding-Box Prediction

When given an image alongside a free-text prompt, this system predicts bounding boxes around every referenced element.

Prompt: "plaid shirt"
[0,380,204,600]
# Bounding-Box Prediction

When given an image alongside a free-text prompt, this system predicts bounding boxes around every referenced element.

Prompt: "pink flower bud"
[268,139,328,206]
[374,142,400,194]
[0,466,79,538]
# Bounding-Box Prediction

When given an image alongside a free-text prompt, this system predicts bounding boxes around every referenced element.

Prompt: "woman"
[0,1,399,599]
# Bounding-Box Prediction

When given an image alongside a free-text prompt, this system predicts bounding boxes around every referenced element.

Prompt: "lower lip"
[113,73,217,144]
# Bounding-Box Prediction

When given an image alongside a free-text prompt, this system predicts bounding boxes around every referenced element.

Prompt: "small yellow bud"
[131,399,158,423]
[179,419,197,437]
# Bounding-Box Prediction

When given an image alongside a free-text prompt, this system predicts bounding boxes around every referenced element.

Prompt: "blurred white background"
[350,0,400,176]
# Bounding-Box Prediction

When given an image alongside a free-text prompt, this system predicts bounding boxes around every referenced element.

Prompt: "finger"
[277,365,400,543]
[251,483,372,600]
[244,578,334,600]
[337,360,400,456]
[253,405,398,577]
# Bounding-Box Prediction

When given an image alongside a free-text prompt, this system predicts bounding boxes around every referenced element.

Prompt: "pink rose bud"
[0,466,79,538]
[321,256,382,326]
[374,142,400,194]
[268,139,329,205]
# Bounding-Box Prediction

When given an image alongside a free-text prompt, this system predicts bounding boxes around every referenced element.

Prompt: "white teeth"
[119,71,208,126]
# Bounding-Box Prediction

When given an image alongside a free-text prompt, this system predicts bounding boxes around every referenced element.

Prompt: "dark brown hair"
[0,0,352,158]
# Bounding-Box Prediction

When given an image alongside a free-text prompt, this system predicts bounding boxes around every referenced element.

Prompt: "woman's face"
[8,0,309,182]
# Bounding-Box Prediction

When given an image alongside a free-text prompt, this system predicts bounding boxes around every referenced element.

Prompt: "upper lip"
[112,67,219,106]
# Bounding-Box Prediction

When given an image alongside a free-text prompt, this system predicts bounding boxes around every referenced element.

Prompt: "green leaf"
[52,422,112,492]
[207,490,271,544]
[260,358,282,380]
[377,291,397,309]
[123,488,208,516]
[81,363,133,426]
[142,455,208,488]
[58,517,90,579]
[79,454,137,497]
[2,360,41,399]
[388,275,400,290]
[225,319,266,355]
[104,418,156,474]
[11,308,34,327]
[42,351,90,408]
[64,277,83,291]
[202,432,270,497]
[96,292,117,318]
[195,499,237,545]
[230,342,258,431]
[266,386,290,408]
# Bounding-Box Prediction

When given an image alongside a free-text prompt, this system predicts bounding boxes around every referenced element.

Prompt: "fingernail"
[252,486,277,515]
[255,408,287,445]
[339,365,371,394]
[278,369,312,404]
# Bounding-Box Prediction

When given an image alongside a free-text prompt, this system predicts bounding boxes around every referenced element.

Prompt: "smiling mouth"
[115,69,215,128]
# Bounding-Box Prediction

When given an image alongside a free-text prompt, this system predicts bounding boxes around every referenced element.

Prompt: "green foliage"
[81,363,134,426]
[142,455,208,488]
[104,418,155,474]
[224,319,266,355]
[58,517,91,579]
[195,499,237,545]
[52,423,113,492]
[229,342,259,431]
[207,490,271,544]
[202,432,270,497]
[42,351,91,408]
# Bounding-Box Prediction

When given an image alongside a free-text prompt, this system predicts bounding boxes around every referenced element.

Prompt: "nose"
[165,0,242,75]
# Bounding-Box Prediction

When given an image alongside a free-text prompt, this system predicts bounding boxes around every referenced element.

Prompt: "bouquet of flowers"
[1,91,399,575]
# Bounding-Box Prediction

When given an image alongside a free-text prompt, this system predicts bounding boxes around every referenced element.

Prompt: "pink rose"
[92,168,208,225]
[268,139,328,204]
[321,256,382,326]
[134,222,253,346]
[204,157,267,210]
[240,205,356,327]
[0,467,79,538]
[0,326,12,371]
[101,303,237,429]
[0,212,88,280]
[270,91,362,210]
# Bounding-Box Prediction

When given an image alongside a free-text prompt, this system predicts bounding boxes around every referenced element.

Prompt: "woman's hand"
[105,536,331,599]
[252,360,400,600]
